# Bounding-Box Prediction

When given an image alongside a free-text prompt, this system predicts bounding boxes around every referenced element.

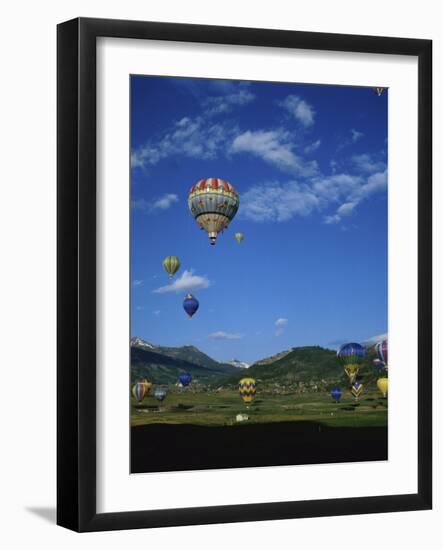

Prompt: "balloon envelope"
[351,382,364,400]
[162,256,180,278]
[377,377,389,397]
[239,377,256,404]
[154,388,167,402]
[132,382,146,402]
[330,387,342,401]
[183,294,199,318]
[235,232,244,244]
[141,379,152,394]
[179,372,192,387]
[337,343,365,383]
[188,178,239,245]
[375,339,388,366]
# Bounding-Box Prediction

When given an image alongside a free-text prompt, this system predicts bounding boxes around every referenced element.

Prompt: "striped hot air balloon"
[141,379,152,395]
[351,382,364,400]
[132,382,146,403]
[375,339,388,368]
[162,256,180,278]
[239,377,256,406]
[188,178,239,245]
[337,343,366,384]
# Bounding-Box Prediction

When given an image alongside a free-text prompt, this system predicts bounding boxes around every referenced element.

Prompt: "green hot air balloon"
[162,256,180,278]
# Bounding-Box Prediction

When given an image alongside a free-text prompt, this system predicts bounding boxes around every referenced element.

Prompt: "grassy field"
[131,387,388,428]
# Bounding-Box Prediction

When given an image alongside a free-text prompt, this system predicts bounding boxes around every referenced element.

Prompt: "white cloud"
[240,180,320,222]
[231,129,318,176]
[209,331,243,340]
[131,199,150,210]
[323,169,387,224]
[280,95,315,127]
[151,193,178,210]
[275,318,288,327]
[363,332,388,346]
[131,116,235,169]
[352,154,386,174]
[153,269,210,294]
[153,310,161,316]
[304,139,321,154]
[132,279,143,287]
[204,89,255,116]
[351,129,364,142]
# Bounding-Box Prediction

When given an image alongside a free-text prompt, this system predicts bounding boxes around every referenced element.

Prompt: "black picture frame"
[57,17,432,532]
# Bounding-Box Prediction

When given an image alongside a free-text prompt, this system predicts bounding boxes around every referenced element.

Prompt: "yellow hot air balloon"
[141,379,152,395]
[377,377,388,398]
[162,256,180,278]
[235,232,244,244]
[239,377,256,406]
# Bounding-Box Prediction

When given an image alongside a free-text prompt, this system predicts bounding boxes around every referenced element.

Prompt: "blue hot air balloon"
[373,358,385,370]
[183,294,199,318]
[330,387,342,402]
[337,342,366,384]
[179,372,192,387]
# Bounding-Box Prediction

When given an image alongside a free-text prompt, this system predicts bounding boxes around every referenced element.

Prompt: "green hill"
[131,346,237,385]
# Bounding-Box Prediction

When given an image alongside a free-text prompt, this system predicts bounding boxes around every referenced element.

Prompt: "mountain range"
[131,337,380,389]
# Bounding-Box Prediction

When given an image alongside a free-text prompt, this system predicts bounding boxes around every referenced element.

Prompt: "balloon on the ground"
[154,388,167,402]
[239,377,256,405]
[330,387,342,402]
[188,178,239,245]
[132,382,146,403]
[351,382,364,400]
[377,377,389,398]
[179,372,192,387]
[337,343,366,384]
[162,256,180,278]
[183,294,199,318]
[373,358,385,370]
[375,339,388,367]
[235,232,244,244]
[374,87,384,96]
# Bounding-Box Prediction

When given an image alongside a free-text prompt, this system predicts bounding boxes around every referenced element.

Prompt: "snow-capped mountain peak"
[130,336,156,350]
[226,358,250,369]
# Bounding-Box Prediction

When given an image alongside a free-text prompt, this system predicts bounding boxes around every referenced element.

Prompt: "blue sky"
[130,76,387,363]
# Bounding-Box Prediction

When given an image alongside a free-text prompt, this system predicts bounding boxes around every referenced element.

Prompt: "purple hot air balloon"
[183,294,199,318]
[375,339,388,367]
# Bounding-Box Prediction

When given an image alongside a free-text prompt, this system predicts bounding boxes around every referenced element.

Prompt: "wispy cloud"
[240,180,320,222]
[231,129,318,176]
[132,279,143,287]
[153,310,161,316]
[351,153,386,174]
[363,332,388,346]
[132,194,179,212]
[203,88,255,116]
[280,95,315,127]
[323,169,387,224]
[208,331,243,340]
[153,269,211,294]
[351,129,364,143]
[151,193,178,210]
[304,139,321,154]
[274,317,288,336]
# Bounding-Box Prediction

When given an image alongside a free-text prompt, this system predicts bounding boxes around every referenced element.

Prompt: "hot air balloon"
[375,339,388,369]
[141,379,152,394]
[235,232,244,244]
[179,372,192,387]
[374,87,385,96]
[183,294,199,318]
[154,387,167,402]
[132,382,146,403]
[162,256,180,278]
[330,387,342,402]
[377,377,389,398]
[351,382,364,400]
[188,178,239,245]
[239,377,256,406]
[337,343,366,384]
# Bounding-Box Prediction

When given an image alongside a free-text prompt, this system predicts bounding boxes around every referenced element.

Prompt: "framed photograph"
[57,17,432,532]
